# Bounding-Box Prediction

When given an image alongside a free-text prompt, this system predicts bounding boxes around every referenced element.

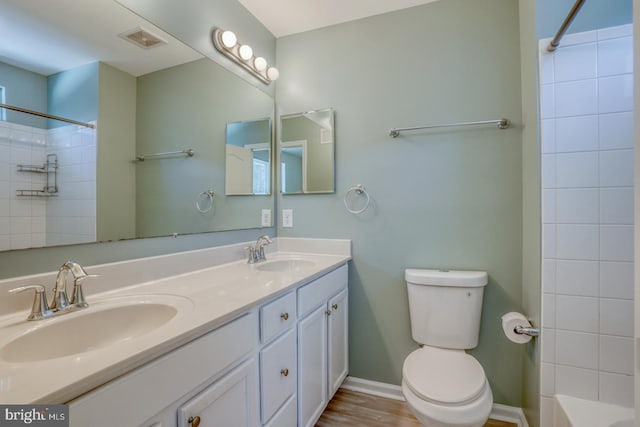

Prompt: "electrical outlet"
[261,209,271,227]
[282,209,293,228]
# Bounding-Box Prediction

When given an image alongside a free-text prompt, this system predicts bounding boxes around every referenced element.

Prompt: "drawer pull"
[325,309,332,316]
[281,368,289,377]
[188,416,201,427]
[332,303,338,310]
[280,312,289,321]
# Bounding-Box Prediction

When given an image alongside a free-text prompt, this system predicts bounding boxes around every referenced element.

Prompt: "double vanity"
[0,237,351,427]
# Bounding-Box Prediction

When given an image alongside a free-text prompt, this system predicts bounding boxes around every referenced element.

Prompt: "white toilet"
[401,269,493,427]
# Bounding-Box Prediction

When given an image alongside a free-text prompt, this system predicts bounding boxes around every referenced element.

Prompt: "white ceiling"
[0,0,202,77]
[0,0,442,78]
[237,0,442,37]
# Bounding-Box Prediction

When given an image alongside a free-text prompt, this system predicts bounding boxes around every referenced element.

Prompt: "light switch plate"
[282,209,293,228]
[261,209,271,227]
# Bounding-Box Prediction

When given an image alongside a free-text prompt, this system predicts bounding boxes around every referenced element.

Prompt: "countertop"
[0,248,350,404]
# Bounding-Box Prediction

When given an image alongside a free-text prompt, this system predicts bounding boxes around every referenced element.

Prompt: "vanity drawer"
[298,264,348,318]
[261,291,296,344]
[260,327,297,423]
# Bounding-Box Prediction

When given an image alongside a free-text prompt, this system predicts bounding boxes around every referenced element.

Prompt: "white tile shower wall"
[539,24,634,417]
[46,124,96,246]
[0,121,47,250]
[0,121,96,250]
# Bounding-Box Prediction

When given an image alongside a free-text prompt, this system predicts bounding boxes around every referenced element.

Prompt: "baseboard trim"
[490,403,529,427]
[341,376,405,401]
[340,376,530,427]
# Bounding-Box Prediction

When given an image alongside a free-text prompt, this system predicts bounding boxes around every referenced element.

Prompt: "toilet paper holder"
[514,324,540,337]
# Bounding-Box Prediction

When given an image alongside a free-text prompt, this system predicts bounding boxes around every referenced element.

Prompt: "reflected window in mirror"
[225,118,272,195]
[279,108,334,194]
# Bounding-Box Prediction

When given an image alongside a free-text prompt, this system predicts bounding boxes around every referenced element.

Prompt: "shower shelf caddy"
[16,154,59,197]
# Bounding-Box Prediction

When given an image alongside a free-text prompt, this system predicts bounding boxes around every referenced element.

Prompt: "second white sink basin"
[2,295,192,363]
[255,259,316,273]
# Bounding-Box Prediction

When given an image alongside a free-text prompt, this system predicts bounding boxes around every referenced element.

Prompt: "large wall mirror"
[0,0,274,252]
[280,108,335,194]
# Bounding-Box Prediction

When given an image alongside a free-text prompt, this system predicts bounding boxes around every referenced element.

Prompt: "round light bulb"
[238,44,253,60]
[254,57,267,71]
[266,67,280,81]
[220,30,237,48]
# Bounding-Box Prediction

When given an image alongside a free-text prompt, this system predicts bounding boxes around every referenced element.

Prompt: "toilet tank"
[405,269,488,350]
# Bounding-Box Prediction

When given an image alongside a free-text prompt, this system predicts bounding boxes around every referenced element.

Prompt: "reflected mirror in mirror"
[280,108,334,194]
[0,0,274,252]
[225,118,272,195]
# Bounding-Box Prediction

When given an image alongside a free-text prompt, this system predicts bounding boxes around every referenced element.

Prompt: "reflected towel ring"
[344,184,370,214]
[196,190,215,213]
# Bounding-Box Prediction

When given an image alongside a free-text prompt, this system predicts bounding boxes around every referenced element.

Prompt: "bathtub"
[553,394,635,427]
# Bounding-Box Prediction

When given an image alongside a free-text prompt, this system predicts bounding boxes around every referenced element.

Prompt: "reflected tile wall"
[46,124,96,246]
[0,121,96,250]
[538,24,634,420]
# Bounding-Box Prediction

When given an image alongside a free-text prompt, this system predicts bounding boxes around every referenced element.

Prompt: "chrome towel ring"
[344,184,370,214]
[196,190,215,213]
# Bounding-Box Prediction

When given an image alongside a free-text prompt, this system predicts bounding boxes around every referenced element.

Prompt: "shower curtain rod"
[547,0,586,52]
[0,103,96,129]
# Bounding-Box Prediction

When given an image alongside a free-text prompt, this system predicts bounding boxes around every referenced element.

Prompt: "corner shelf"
[16,154,59,197]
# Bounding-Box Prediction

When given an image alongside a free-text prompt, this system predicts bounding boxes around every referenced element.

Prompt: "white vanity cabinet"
[297,264,349,427]
[66,262,349,427]
[68,312,259,427]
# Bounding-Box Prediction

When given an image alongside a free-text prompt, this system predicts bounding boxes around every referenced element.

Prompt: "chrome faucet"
[246,235,273,264]
[9,261,97,321]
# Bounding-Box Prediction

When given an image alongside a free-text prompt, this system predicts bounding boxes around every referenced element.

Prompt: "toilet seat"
[403,347,487,405]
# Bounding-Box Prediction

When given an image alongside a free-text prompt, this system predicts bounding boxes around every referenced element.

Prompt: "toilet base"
[401,379,492,427]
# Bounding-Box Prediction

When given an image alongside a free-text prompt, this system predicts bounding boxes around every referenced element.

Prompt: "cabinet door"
[297,305,328,427]
[327,288,348,398]
[177,358,259,427]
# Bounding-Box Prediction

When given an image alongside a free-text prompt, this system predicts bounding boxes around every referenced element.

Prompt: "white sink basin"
[255,259,316,273]
[2,295,192,363]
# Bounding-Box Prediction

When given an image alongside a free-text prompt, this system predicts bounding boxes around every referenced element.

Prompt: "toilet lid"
[403,347,486,405]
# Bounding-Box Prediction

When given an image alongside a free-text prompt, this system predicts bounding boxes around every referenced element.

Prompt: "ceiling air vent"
[118,27,167,49]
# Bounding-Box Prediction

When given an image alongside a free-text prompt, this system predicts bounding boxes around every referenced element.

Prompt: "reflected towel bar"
[135,149,195,161]
[389,118,510,138]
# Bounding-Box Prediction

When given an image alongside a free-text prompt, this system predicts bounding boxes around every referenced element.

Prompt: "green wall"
[96,63,137,242]
[519,1,541,425]
[0,61,99,129]
[0,61,47,128]
[47,62,98,128]
[536,0,632,38]
[135,58,274,237]
[276,0,524,406]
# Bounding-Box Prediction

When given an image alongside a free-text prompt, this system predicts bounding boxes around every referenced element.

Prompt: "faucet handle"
[9,285,54,321]
[71,274,99,308]
[257,235,273,246]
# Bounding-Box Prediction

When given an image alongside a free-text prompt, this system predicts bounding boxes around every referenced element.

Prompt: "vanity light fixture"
[212,28,279,85]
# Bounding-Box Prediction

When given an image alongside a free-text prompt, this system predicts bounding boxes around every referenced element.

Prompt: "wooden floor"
[315,389,517,427]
